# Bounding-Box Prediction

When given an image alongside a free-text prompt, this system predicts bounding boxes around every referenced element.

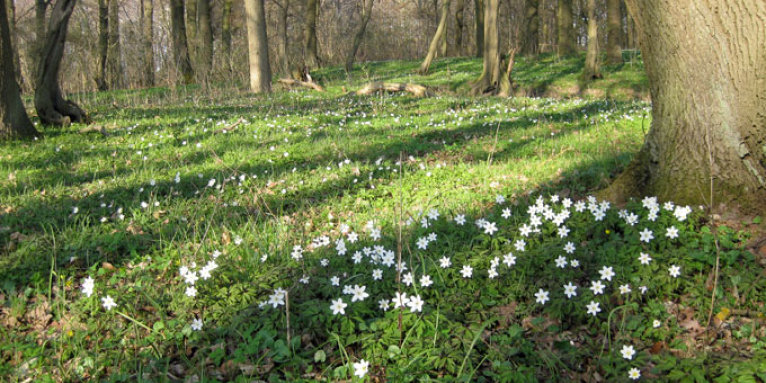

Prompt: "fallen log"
[277,78,325,92]
[355,82,432,97]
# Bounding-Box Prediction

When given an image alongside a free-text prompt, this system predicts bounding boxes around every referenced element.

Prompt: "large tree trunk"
[581,0,600,81]
[95,0,108,90]
[170,0,194,84]
[1,0,38,139]
[141,0,154,86]
[453,0,464,56]
[556,0,575,56]
[470,0,507,95]
[605,0,622,65]
[6,0,22,88]
[474,0,483,57]
[604,0,766,214]
[276,0,289,76]
[419,0,450,74]
[186,0,197,61]
[197,0,213,77]
[221,0,233,58]
[244,0,271,93]
[522,0,539,55]
[345,0,374,72]
[35,0,45,49]
[34,0,87,126]
[303,0,320,69]
[107,0,122,88]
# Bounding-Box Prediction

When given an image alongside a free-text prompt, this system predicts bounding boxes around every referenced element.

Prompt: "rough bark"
[6,0,22,88]
[355,82,431,97]
[171,0,194,84]
[419,0,450,74]
[276,0,289,76]
[603,0,766,214]
[35,0,45,49]
[142,0,154,86]
[107,0,122,88]
[581,0,600,81]
[474,0,483,57]
[345,0,374,72]
[186,0,197,59]
[556,0,575,56]
[34,0,87,126]
[303,0,320,69]
[197,0,213,76]
[244,0,271,93]
[95,0,108,90]
[606,0,622,65]
[453,0,465,56]
[522,0,539,55]
[221,0,233,57]
[1,0,38,139]
[471,0,503,95]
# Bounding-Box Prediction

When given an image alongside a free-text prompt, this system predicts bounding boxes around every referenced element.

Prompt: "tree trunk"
[419,0,450,74]
[471,0,504,95]
[35,0,45,50]
[276,0,289,76]
[581,0,600,81]
[107,0,122,88]
[603,0,766,213]
[186,0,197,60]
[221,0,233,57]
[345,0,374,72]
[197,0,213,76]
[522,0,539,55]
[34,0,87,126]
[95,0,108,90]
[303,0,320,69]
[556,0,575,56]
[142,0,154,86]
[453,0,464,56]
[606,0,622,64]
[6,0,22,88]
[171,0,194,84]
[1,0,38,139]
[474,0,483,57]
[244,0,271,93]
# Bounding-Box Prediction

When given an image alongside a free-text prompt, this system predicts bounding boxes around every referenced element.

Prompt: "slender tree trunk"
[345,0,374,72]
[34,0,87,126]
[276,0,289,76]
[605,0,766,214]
[197,0,213,76]
[606,0,622,64]
[303,0,320,69]
[453,0,464,56]
[171,0,194,84]
[186,0,197,61]
[474,0,483,57]
[419,0,450,73]
[221,0,233,57]
[107,0,122,88]
[581,0,600,81]
[95,0,108,90]
[1,0,38,139]
[141,0,154,86]
[471,0,503,94]
[244,0,271,93]
[556,0,575,56]
[522,0,539,55]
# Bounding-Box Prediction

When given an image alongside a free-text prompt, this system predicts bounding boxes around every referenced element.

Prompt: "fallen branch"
[355,82,432,97]
[277,78,325,92]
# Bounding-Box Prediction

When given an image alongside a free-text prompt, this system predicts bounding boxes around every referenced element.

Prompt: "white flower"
[555,256,568,268]
[590,280,605,295]
[416,237,429,250]
[427,208,440,220]
[455,214,466,225]
[534,289,550,305]
[402,273,413,286]
[501,208,512,219]
[351,285,369,302]
[586,301,601,316]
[619,284,632,294]
[653,319,661,328]
[331,276,340,286]
[488,268,498,279]
[420,275,433,287]
[81,276,95,297]
[620,344,636,360]
[563,282,577,299]
[392,292,409,308]
[496,194,506,204]
[570,259,580,268]
[185,286,197,297]
[330,298,347,315]
[101,295,117,311]
[639,228,654,243]
[347,232,358,243]
[460,265,473,278]
[191,318,203,331]
[503,253,516,267]
[599,266,615,281]
[558,226,570,238]
[563,242,575,254]
[378,299,390,311]
[408,294,424,312]
[483,221,498,235]
[638,252,652,265]
[514,239,526,252]
[666,226,679,239]
[628,367,641,380]
[439,256,451,268]
[668,265,681,278]
[353,359,369,378]
[372,269,383,280]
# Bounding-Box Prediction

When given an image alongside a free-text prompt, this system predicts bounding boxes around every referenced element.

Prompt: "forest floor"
[1,53,765,382]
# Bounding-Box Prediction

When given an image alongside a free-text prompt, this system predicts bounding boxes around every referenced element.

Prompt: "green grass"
[1,54,764,382]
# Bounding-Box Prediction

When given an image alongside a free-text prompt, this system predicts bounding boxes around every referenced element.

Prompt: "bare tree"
[95,0,108,90]
[474,0,483,57]
[556,0,575,56]
[221,0,233,57]
[197,0,213,76]
[107,0,123,88]
[471,0,510,95]
[34,0,87,126]
[419,0,450,73]
[606,0,622,64]
[1,0,38,139]
[275,0,290,76]
[453,0,465,56]
[171,0,194,84]
[345,0,375,72]
[303,0,320,69]
[522,0,539,55]
[581,0,600,81]
[142,0,154,86]
[244,0,271,92]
